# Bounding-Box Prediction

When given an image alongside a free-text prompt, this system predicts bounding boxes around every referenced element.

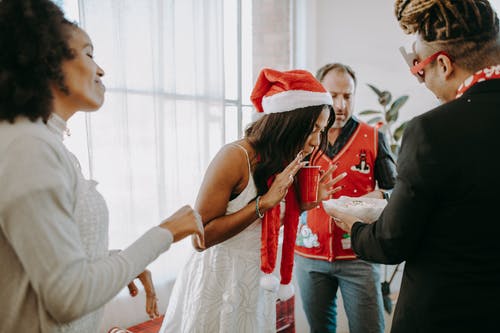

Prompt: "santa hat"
[251,68,333,113]
[251,68,332,300]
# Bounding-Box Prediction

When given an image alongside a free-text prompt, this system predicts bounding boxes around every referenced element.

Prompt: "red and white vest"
[295,122,378,261]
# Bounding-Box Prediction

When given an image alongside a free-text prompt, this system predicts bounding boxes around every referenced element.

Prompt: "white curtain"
[65,0,225,278]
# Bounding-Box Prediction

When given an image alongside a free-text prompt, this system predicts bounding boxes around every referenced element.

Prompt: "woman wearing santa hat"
[160,68,346,333]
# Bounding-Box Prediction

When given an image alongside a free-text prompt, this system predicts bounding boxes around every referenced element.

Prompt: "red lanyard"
[456,64,500,98]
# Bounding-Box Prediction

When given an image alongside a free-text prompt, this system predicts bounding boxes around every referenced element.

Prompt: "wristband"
[255,196,265,218]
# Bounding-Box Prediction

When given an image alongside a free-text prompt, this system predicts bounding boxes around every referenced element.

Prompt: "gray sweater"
[0,117,173,333]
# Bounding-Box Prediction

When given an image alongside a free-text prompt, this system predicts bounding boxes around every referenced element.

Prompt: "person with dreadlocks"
[330,1,500,332]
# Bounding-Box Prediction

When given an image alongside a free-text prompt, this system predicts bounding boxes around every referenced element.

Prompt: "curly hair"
[0,0,77,123]
[245,105,334,196]
[395,0,500,71]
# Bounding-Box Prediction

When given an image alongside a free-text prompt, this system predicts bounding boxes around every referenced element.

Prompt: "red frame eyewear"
[399,47,452,82]
[411,51,451,75]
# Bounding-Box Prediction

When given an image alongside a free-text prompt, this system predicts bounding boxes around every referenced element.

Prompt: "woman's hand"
[127,269,159,319]
[330,208,364,234]
[191,233,205,252]
[260,151,307,211]
[159,205,205,248]
[300,165,347,211]
[317,165,347,201]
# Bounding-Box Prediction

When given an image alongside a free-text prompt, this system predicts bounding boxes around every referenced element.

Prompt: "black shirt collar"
[326,117,359,159]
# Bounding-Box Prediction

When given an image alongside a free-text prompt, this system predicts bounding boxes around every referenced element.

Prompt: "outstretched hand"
[127,269,159,318]
[317,164,347,201]
[300,164,347,211]
[159,205,205,247]
[260,151,307,209]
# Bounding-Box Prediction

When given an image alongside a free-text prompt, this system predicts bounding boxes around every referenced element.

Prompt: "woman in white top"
[0,1,203,332]
[160,68,346,332]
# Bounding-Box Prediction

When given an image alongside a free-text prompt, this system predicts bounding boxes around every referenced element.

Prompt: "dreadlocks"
[395,0,500,71]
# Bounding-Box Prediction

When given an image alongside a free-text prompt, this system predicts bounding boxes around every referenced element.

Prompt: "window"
[492,0,500,12]
[57,0,254,277]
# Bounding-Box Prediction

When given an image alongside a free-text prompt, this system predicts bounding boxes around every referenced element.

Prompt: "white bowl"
[322,196,387,223]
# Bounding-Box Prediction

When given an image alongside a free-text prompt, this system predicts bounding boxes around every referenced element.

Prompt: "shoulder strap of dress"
[231,143,252,178]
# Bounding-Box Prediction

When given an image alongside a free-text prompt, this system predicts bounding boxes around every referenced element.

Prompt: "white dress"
[47,114,110,333]
[159,145,277,333]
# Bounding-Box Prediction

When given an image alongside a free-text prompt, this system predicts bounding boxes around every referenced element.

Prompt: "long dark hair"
[245,104,334,195]
[0,0,77,123]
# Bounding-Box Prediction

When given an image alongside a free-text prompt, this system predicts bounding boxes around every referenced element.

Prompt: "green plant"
[359,84,409,155]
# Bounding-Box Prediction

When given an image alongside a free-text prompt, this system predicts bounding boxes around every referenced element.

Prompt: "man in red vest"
[294,63,397,333]
[330,1,500,332]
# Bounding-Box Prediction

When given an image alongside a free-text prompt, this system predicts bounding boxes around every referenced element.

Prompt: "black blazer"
[351,79,500,333]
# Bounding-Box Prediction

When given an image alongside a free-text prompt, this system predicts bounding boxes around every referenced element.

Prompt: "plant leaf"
[367,116,384,125]
[386,95,409,123]
[367,83,383,97]
[378,91,392,106]
[393,121,408,142]
[359,110,383,116]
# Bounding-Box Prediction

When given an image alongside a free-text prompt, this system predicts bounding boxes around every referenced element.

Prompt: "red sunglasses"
[399,47,452,82]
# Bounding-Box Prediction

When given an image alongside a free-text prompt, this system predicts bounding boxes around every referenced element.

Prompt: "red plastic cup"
[298,165,321,203]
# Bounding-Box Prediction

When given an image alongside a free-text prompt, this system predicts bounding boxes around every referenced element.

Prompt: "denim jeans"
[295,254,384,333]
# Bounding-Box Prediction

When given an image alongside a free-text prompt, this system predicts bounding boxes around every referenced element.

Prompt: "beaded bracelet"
[255,195,265,218]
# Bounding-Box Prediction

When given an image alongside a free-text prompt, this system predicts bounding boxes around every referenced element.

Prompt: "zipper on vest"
[328,216,334,261]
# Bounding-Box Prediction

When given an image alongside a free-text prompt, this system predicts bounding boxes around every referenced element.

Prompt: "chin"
[90,96,105,109]
[81,100,104,111]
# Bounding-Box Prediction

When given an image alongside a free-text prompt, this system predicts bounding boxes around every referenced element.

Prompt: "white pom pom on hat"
[278,283,295,301]
[259,274,295,300]
[250,68,333,114]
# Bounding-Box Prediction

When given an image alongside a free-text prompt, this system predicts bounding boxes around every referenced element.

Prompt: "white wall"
[294,0,441,125]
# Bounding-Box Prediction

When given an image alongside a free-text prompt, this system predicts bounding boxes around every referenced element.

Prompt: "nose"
[310,131,321,148]
[334,97,346,111]
[97,65,105,77]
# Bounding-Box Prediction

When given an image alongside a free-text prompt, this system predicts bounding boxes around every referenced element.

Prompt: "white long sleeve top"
[0,116,173,333]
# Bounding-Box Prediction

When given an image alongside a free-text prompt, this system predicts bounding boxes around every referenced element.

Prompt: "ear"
[437,54,454,80]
